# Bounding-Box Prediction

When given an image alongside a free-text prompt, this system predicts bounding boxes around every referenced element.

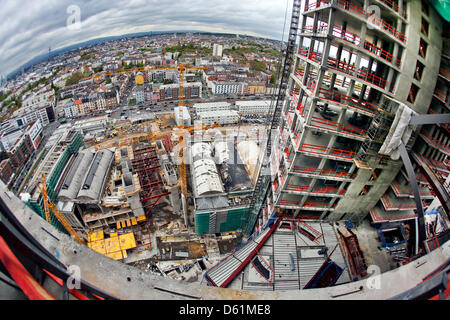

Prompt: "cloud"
[0,0,292,77]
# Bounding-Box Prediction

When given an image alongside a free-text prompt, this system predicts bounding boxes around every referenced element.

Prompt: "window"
[419,38,428,58]
[407,83,419,104]
[359,185,372,196]
[370,168,382,181]
[414,61,425,82]
[421,18,429,37]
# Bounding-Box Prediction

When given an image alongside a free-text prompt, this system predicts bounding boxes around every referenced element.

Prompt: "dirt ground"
[156,237,206,260]
[217,235,243,255]
[158,115,176,130]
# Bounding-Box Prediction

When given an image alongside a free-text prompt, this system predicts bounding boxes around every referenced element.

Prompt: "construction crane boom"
[38,174,85,245]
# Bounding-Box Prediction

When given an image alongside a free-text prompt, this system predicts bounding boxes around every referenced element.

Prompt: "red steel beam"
[0,235,55,300]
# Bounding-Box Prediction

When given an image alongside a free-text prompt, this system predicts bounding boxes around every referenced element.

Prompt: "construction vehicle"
[38,174,86,245]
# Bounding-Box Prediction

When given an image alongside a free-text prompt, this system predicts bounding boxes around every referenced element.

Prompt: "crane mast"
[38,174,86,245]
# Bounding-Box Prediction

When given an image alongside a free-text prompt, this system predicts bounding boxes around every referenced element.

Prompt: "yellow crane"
[94,123,221,151]
[177,135,188,217]
[38,174,86,245]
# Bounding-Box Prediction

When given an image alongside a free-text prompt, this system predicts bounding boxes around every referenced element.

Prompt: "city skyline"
[0,0,291,77]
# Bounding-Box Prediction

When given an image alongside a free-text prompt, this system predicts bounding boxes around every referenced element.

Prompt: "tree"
[124,62,133,70]
[93,66,104,73]
[270,74,276,84]
[65,72,83,87]
[249,60,267,72]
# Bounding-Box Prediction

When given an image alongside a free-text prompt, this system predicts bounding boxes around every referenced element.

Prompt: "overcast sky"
[0,0,292,77]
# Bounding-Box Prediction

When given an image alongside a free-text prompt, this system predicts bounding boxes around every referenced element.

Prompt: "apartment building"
[236,100,272,114]
[198,110,239,126]
[0,159,14,185]
[210,81,246,95]
[22,89,55,110]
[213,43,224,57]
[193,102,231,114]
[8,132,35,169]
[159,82,202,102]
[263,0,446,229]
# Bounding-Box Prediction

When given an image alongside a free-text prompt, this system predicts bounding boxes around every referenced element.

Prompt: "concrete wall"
[394,0,443,113]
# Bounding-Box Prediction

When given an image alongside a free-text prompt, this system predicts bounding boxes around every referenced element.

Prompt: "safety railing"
[292,166,356,179]
[327,56,357,75]
[286,184,347,196]
[279,200,301,207]
[284,107,301,148]
[299,143,358,160]
[285,107,293,128]
[307,80,317,94]
[428,158,450,172]
[363,40,402,68]
[309,116,368,139]
[376,0,407,19]
[318,88,378,116]
[332,26,361,46]
[304,201,337,209]
[294,68,305,82]
[357,68,388,89]
[420,131,450,154]
[337,0,366,17]
[290,90,300,109]
[391,180,435,198]
[323,76,355,93]
[304,0,332,11]
[278,200,337,209]
[433,89,448,103]
[401,168,428,184]
[301,25,329,34]
[381,193,416,210]
[298,48,322,63]
[292,133,301,149]
[368,13,406,42]
[439,68,450,80]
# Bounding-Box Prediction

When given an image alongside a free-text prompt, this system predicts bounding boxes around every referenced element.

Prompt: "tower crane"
[38,174,86,245]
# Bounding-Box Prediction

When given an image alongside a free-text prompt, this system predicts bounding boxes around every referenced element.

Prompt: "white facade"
[16,108,50,127]
[236,100,272,114]
[0,129,23,152]
[198,110,239,126]
[174,106,192,127]
[213,44,223,57]
[135,86,145,105]
[22,90,55,110]
[26,120,43,150]
[210,82,244,95]
[193,102,230,114]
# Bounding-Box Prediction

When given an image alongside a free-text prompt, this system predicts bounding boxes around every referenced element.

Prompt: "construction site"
[0,0,449,301]
[16,62,272,283]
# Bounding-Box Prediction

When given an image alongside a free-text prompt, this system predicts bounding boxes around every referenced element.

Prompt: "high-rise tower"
[248,0,448,234]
